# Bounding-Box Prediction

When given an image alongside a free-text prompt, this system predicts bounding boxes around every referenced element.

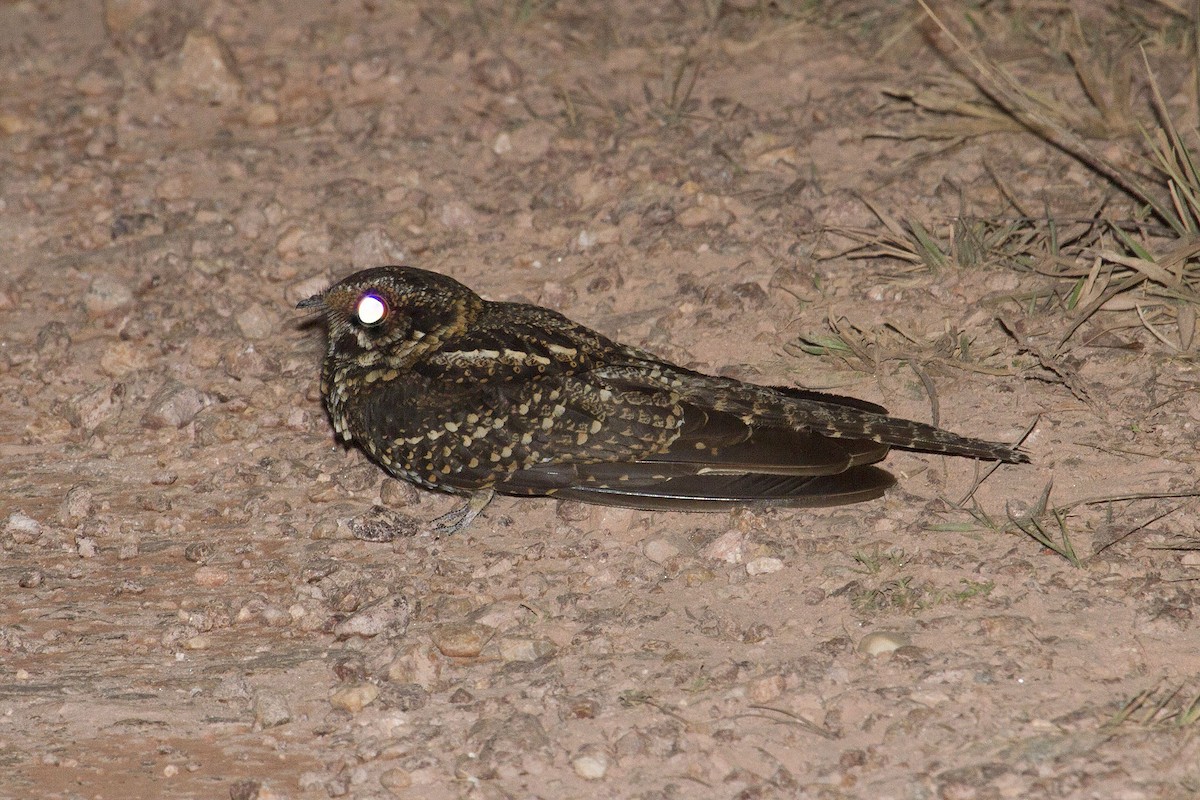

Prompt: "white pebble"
[858,631,910,656]
[571,749,609,780]
[746,557,783,575]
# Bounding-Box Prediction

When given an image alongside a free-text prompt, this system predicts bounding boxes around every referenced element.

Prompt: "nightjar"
[298,266,1028,531]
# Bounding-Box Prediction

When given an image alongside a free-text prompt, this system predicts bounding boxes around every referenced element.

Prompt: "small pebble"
[747,674,785,703]
[229,779,263,800]
[330,683,379,713]
[571,746,610,780]
[83,275,134,316]
[5,512,42,539]
[100,341,149,377]
[498,636,556,663]
[470,55,522,92]
[439,201,475,230]
[702,529,745,563]
[184,542,214,563]
[76,536,99,558]
[245,102,278,126]
[431,623,494,658]
[193,566,230,587]
[642,538,680,565]
[333,595,411,639]
[141,382,208,429]
[746,557,783,576]
[858,631,911,656]
[254,692,292,728]
[172,30,242,104]
[235,304,276,341]
[379,768,412,793]
[59,485,94,526]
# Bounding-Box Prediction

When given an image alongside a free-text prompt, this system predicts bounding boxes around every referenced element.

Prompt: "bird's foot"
[428,489,495,536]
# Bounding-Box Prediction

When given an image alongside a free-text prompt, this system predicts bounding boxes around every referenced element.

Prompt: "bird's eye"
[355,293,388,327]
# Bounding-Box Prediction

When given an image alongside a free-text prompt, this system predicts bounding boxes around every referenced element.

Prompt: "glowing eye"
[355,293,387,326]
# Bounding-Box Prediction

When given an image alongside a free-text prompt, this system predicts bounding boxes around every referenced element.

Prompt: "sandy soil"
[3,1,1200,798]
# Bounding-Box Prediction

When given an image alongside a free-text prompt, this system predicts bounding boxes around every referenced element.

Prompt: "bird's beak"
[296,293,325,310]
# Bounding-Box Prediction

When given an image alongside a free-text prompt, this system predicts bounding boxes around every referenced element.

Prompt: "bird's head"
[298,266,483,373]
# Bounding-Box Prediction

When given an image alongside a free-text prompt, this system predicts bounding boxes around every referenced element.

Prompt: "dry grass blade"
[1104,684,1200,731]
[879,85,1026,140]
[1006,480,1081,567]
[787,314,1017,380]
[915,1,1183,234]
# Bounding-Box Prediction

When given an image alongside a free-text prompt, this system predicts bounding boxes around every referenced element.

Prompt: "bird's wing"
[488,367,895,509]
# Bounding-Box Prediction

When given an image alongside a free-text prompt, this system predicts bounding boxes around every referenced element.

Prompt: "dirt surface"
[3,2,1200,798]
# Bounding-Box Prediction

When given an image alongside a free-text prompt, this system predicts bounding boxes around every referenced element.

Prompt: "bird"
[298,266,1028,532]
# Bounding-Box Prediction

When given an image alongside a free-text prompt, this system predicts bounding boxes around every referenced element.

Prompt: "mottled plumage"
[298,266,1028,530]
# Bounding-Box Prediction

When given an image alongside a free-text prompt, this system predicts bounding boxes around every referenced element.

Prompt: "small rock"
[65,384,123,433]
[333,594,411,639]
[499,121,553,163]
[642,537,680,565]
[100,341,149,377]
[431,623,494,658]
[244,102,278,127]
[18,570,43,589]
[380,479,420,507]
[380,682,428,712]
[350,228,407,269]
[379,768,412,792]
[858,631,910,656]
[349,505,419,542]
[439,201,476,230]
[571,745,610,780]
[229,779,262,800]
[0,113,30,135]
[76,535,99,558]
[102,0,155,35]
[213,675,251,702]
[555,499,590,522]
[35,321,72,361]
[172,30,242,104]
[235,304,275,341]
[142,381,208,429]
[746,557,783,576]
[193,566,230,587]
[470,55,522,92]
[254,692,292,728]
[330,683,379,713]
[184,542,214,563]
[386,644,443,689]
[350,55,389,84]
[275,224,332,258]
[155,174,192,201]
[498,636,556,663]
[702,529,745,563]
[59,485,95,526]
[676,204,732,228]
[184,634,212,650]
[747,674,786,703]
[83,275,134,316]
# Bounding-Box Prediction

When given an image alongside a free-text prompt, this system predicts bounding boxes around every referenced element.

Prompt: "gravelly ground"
[3,2,1200,799]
